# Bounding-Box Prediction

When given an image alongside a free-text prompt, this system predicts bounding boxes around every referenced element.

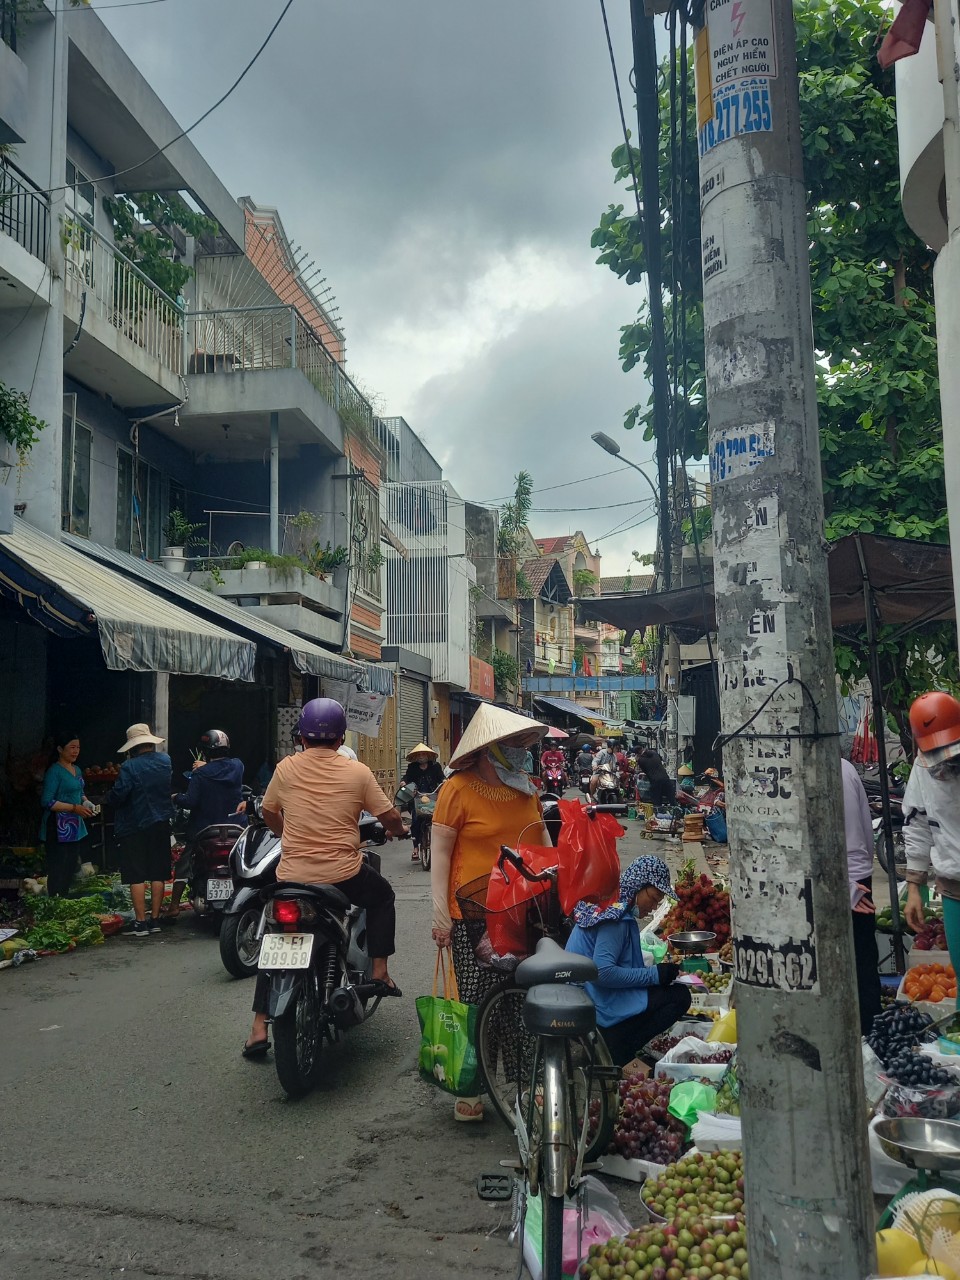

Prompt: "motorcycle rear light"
[273,900,301,925]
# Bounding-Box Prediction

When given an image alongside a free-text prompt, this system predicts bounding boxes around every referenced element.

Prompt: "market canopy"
[0,520,255,680]
[63,534,394,693]
[576,534,955,638]
[533,694,621,729]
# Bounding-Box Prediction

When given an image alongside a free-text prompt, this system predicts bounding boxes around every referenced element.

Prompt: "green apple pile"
[577,1212,748,1279]
[642,1151,745,1221]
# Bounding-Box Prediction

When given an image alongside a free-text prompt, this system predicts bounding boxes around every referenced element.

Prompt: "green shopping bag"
[416,950,480,1097]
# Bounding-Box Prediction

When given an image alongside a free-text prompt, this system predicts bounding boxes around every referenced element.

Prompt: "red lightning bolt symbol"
[731,1,746,36]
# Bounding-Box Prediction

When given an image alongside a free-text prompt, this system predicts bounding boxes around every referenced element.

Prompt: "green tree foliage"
[591,0,952,718]
[497,470,534,556]
[102,192,219,298]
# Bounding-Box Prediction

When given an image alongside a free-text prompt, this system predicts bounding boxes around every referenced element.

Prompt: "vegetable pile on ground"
[21,894,107,953]
[904,964,957,1004]
[608,1074,689,1164]
[660,864,732,948]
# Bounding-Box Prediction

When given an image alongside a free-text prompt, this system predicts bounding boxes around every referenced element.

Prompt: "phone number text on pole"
[699,80,772,157]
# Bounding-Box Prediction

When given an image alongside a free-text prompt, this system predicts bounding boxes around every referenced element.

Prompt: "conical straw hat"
[405,742,438,761]
[448,703,547,770]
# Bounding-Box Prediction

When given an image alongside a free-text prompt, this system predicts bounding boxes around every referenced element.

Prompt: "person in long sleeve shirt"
[565,855,690,1066]
[841,758,882,1034]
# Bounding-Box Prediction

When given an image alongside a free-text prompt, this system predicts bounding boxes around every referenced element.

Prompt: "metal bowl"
[669,931,718,954]
[874,1117,960,1172]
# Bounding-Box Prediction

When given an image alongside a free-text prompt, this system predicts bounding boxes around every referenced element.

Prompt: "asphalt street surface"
[0,811,682,1280]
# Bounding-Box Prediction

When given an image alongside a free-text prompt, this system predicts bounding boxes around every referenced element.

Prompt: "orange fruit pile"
[904,963,957,1003]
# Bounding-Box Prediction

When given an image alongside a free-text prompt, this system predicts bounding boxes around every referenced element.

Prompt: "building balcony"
[185,563,345,650]
[175,306,373,460]
[62,220,184,407]
[0,159,50,308]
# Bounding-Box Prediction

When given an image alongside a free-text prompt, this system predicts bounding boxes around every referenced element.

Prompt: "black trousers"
[600,984,693,1067]
[45,830,88,898]
[852,878,883,1036]
[253,861,396,1014]
[648,777,677,807]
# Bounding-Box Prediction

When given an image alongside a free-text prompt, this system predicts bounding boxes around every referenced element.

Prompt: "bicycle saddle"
[515,937,597,989]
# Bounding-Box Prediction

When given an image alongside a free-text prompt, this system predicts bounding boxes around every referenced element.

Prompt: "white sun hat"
[448,704,547,771]
[118,722,165,753]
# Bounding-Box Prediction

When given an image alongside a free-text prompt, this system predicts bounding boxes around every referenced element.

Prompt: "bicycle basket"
[455,873,570,968]
[415,793,437,816]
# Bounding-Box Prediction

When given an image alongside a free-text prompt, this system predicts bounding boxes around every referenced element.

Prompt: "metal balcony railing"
[186,306,374,437]
[0,159,48,261]
[63,220,184,374]
[1,0,17,52]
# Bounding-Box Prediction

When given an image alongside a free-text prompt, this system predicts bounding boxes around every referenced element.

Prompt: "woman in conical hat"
[402,743,445,860]
[431,703,548,1121]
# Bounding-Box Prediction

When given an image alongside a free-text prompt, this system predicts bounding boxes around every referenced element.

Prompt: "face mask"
[930,759,960,781]
[487,745,536,795]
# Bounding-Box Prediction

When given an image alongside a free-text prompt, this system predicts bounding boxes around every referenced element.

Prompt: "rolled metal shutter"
[398,675,427,756]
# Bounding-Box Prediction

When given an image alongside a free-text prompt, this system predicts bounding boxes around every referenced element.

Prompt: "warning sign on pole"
[707,0,777,85]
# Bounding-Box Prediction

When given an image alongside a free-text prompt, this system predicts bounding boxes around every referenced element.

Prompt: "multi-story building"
[0,2,391,819]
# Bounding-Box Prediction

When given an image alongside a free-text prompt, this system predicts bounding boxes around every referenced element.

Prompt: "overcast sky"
[103,0,662,573]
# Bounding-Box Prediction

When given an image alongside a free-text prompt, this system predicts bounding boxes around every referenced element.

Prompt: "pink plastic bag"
[563,1175,633,1274]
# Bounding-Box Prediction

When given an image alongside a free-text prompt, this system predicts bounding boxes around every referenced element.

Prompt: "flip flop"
[368,979,403,998]
[241,1038,270,1059]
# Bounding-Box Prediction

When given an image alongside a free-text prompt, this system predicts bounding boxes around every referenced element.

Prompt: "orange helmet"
[909,692,960,767]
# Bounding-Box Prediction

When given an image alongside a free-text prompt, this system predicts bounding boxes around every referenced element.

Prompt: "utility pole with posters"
[691,0,875,1273]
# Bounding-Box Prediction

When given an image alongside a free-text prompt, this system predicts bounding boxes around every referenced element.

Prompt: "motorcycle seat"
[515,937,597,989]
[268,881,351,912]
[193,823,244,843]
[522,984,596,1038]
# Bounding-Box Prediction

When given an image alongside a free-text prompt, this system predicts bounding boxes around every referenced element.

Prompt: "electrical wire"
[35,0,295,200]
[599,0,645,226]
[470,465,632,507]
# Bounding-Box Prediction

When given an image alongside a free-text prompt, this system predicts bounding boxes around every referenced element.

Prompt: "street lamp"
[591,432,660,511]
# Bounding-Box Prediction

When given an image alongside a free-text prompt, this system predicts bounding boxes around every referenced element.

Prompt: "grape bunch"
[698,1048,734,1065]
[610,1075,690,1164]
[647,1032,688,1058]
[866,1003,935,1068]
[884,1046,958,1088]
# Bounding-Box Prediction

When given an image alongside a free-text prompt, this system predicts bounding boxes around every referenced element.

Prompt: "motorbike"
[543,764,567,793]
[172,812,245,925]
[871,794,906,876]
[594,765,621,805]
[578,771,592,796]
[219,797,281,978]
[256,815,388,1098]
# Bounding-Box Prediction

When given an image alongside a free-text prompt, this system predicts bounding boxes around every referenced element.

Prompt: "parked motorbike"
[872,794,906,876]
[256,817,388,1098]
[171,814,245,925]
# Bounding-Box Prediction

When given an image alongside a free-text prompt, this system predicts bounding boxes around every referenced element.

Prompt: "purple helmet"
[297,697,347,743]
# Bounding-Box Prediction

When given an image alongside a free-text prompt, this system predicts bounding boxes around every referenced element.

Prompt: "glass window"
[61,415,91,536]
[65,160,95,227]
[356,481,382,601]
[117,449,167,557]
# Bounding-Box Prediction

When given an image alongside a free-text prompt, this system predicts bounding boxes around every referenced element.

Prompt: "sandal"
[368,978,403,998]
[241,1038,270,1059]
[454,1096,484,1122]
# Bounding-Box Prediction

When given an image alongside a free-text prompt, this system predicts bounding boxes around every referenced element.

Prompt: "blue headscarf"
[573,855,676,928]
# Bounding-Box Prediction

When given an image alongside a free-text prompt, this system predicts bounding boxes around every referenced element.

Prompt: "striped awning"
[0,520,255,680]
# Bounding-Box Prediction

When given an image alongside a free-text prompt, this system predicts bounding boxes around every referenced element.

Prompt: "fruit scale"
[875,1118,960,1229]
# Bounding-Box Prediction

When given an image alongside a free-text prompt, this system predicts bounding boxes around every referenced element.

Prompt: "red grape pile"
[660,864,732,948]
[913,918,948,950]
[697,1048,734,1065]
[609,1075,689,1164]
[647,1032,701,1058]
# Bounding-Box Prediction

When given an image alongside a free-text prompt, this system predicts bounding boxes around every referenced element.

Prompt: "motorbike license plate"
[258,933,314,970]
[205,878,233,902]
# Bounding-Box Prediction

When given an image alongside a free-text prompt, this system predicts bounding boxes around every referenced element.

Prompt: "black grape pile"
[885,1046,956,1088]
[867,1003,935,1068]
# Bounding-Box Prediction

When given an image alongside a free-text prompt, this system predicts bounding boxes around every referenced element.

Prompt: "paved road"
[0,809,683,1280]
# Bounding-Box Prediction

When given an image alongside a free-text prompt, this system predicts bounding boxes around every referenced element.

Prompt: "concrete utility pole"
[693,0,874,1274]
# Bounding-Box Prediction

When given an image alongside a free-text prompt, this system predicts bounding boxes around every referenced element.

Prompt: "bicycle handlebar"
[497,845,557,883]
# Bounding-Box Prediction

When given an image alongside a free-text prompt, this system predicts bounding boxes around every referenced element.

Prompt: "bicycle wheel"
[475,981,617,1161]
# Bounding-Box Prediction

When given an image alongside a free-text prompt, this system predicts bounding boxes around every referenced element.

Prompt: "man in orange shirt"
[244,698,405,1057]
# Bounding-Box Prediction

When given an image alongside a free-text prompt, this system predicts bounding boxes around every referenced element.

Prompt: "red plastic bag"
[485,845,559,957]
[555,798,623,915]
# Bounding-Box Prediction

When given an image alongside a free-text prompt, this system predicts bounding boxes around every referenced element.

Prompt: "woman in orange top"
[431,703,549,1121]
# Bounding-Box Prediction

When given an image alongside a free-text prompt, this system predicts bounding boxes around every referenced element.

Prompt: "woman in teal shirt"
[40,731,94,897]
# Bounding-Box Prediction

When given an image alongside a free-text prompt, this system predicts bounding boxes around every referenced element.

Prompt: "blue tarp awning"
[533,694,620,726]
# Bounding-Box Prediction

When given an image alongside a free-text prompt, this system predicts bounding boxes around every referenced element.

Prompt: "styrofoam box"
[596,1153,665,1183]
[655,1038,736,1084]
[907,947,952,970]
[688,988,730,1012]
[691,1111,742,1152]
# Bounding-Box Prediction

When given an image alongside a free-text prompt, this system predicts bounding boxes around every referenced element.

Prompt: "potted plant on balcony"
[161,509,202,574]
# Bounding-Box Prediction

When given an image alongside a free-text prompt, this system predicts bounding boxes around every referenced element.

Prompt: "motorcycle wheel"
[219,905,262,979]
[419,822,432,871]
[273,965,325,1099]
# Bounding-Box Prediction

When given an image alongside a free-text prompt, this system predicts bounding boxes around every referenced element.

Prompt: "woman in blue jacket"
[566,855,691,1067]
